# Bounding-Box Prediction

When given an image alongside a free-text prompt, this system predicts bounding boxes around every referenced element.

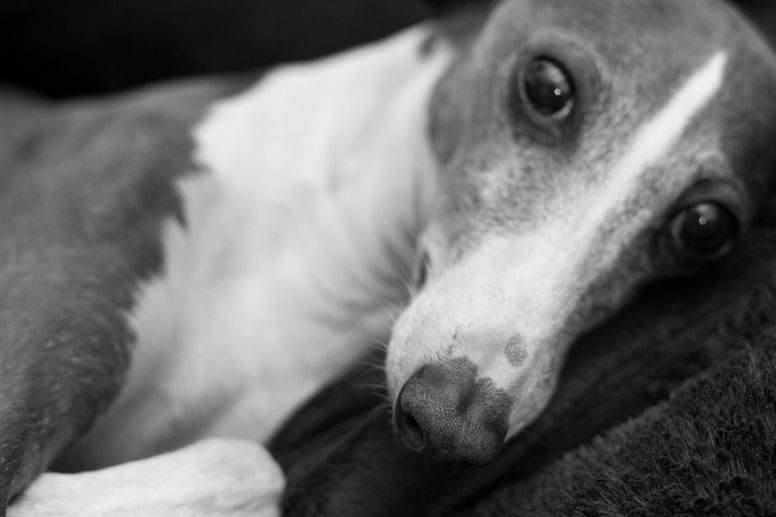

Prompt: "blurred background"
[0,0,774,99]
[0,0,428,98]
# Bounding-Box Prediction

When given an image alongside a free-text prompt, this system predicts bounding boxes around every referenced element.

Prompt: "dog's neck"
[193,27,453,340]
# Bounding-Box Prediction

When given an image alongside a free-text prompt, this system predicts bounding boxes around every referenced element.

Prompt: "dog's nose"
[393,361,509,465]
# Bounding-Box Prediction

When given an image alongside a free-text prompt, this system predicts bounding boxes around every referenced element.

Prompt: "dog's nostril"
[395,393,426,452]
[401,412,426,451]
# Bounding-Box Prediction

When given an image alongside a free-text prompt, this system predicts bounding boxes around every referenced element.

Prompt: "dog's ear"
[422,0,497,48]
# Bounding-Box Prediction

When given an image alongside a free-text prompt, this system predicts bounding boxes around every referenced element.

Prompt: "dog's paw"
[8,438,284,517]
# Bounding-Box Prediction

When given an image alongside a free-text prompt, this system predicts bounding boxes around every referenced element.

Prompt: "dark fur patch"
[504,334,527,367]
[0,76,252,507]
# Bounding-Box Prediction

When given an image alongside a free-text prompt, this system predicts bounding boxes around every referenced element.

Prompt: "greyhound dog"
[4,0,776,515]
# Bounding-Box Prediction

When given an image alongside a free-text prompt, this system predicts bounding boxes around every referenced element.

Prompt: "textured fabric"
[475,339,776,517]
[270,208,776,516]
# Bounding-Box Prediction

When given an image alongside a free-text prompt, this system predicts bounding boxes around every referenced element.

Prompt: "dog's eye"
[670,202,738,259]
[523,58,574,117]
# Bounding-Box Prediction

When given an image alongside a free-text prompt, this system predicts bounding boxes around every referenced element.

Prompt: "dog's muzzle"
[393,358,510,465]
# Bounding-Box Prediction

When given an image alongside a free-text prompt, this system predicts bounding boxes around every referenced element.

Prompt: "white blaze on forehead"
[506,52,731,339]
[583,51,728,231]
[489,53,729,369]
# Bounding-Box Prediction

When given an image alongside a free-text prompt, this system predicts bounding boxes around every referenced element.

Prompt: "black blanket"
[270,206,776,516]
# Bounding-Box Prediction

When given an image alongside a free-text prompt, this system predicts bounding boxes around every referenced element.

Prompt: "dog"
[4,0,776,515]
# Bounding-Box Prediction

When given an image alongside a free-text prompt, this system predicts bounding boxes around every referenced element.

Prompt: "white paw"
[8,438,284,517]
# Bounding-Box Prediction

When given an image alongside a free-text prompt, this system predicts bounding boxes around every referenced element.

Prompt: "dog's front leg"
[7,439,284,517]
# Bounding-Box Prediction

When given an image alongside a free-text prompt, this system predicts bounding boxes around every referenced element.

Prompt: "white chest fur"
[60,27,452,469]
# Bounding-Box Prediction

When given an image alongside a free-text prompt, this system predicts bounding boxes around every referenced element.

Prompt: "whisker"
[390,253,418,298]
[357,363,388,377]
[376,301,402,326]
[353,380,393,405]
[353,353,387,369]
[358,388,395,409]
[357,382,389,393]
[366,339,388,352]
[365,338,389,353]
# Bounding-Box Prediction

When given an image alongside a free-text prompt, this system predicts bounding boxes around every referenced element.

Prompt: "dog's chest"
[60,27,448,469]
[121,176,377,451]
[78,123,390,467]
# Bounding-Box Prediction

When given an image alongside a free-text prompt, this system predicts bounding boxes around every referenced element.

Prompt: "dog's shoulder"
[0,74,262,497]
[0,74,259,269]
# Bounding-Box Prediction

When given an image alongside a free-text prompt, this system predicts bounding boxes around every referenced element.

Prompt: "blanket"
[270,206,776,516]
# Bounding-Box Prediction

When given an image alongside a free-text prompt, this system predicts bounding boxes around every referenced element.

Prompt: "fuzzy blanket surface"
[270,206,776,516]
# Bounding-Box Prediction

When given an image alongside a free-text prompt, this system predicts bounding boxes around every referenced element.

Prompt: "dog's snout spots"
[505,334,527,367]
[393,357,510,465]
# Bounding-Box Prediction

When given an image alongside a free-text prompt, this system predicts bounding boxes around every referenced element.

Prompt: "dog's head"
[388,0,776,464]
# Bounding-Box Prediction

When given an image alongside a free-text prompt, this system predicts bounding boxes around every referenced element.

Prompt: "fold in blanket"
[270,205,776,516]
